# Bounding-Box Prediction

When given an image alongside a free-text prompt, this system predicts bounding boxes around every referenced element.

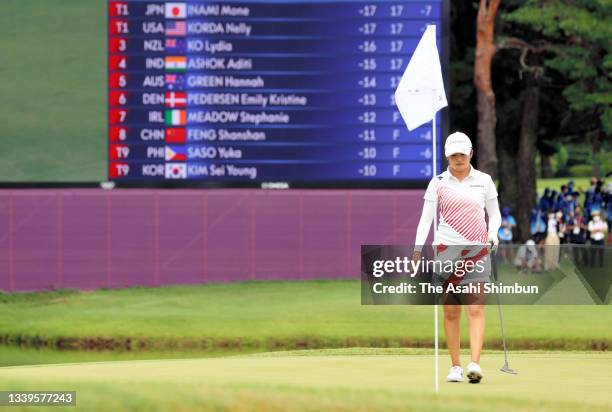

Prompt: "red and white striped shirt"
[424,166,498,245]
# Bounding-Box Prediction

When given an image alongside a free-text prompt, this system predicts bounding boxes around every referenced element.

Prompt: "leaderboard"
[108,0,446,185]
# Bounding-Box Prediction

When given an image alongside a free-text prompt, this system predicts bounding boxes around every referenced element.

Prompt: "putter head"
[500,362,518,374]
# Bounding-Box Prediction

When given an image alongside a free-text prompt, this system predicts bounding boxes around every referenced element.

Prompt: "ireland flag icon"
[165,110,186,126]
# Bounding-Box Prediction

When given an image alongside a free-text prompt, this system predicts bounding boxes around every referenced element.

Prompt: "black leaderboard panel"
[108,0,447,187]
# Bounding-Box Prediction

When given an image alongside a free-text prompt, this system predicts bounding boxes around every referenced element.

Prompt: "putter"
[490,244,518,375]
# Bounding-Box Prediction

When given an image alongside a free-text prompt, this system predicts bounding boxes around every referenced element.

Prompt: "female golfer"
[412,132,501,383]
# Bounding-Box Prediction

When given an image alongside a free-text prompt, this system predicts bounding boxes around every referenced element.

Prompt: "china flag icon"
[165,128,186,143]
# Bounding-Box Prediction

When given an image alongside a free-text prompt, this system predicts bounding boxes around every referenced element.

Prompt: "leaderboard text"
[108,0,444,183]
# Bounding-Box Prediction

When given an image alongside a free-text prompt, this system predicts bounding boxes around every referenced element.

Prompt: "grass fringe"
[0,334,608,352]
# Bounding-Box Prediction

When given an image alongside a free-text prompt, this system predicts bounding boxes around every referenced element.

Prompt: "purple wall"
[0,189,422,292]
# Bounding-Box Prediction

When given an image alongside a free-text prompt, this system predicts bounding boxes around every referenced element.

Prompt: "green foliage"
[553,144,610,177]
[595,149,612,175]
[505,0,612,134]
[450,59,475,107]
[565,145,592,167]
[552,145,569,175]
[568,164,593,177]
[505,0,611,44]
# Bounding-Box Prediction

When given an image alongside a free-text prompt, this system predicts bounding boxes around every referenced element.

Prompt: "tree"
[505,0,612,177]
[449,2,478,142]
[495,35,548,241]
[474,0,501,178]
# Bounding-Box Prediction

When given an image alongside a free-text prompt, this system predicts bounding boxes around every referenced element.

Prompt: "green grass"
[1,279,611,351]
[0,0,105,182]
[0,349,611,411]
[0,345,259,368]
[536,177,592,195]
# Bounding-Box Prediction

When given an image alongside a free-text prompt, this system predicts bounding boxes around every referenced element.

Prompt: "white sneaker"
[466,362,483,383]
[446,365,464,382]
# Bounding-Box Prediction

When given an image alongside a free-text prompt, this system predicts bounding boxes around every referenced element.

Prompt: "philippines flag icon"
[165,3,186,19]
[165,38,186,53]
[165,91,187,108]
[165,163,187,179]
[165,74,185,90]
[165,146,187,161]
[165,21,186,36]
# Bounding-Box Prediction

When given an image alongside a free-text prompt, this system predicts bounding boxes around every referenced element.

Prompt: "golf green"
[0,349,610,411]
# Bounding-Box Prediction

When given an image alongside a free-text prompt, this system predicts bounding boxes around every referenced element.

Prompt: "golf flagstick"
[432,93,439,394]
[392,24,447,393]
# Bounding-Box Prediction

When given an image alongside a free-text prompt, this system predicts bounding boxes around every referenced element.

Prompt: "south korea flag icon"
[165,163,187,179]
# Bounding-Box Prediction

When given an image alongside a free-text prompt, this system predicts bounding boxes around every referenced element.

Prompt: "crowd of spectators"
[499,177,610,271]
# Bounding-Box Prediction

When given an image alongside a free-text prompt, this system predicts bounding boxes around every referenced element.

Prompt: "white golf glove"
[487,233,499,252]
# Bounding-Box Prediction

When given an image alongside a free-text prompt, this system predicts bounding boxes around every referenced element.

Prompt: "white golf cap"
[445,132,472,157]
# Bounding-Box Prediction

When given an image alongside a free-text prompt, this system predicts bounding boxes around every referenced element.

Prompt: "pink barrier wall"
[0,189,422,292]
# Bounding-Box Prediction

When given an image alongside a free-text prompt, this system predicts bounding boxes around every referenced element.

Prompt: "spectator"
[544,213,560,270]
[563,193,574,221]
[514,239,542,273]
[554,192,567,218]
[567,192,578,217]
[588,211,608,268]
[587,176,597,190]
[555,210,567,244]
[568,207,588,266]
[560,184,569,197]
[498,207,516,263]
[539,188,551,213]
[584,191,593,217]
[605,183,612,244]
[550,190,558,211]
[585,176,601,199]
[530,209,547,244]
[591,189,603,214]
[498,207,516,242]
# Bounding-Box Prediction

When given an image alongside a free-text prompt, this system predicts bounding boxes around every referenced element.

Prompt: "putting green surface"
[0,349,611,411]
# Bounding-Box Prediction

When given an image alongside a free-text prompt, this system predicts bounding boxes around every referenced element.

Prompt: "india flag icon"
[165,56,186,72]
[165,110,186,126]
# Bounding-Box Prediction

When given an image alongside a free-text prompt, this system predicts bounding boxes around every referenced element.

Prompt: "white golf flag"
[394,25,447,131]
